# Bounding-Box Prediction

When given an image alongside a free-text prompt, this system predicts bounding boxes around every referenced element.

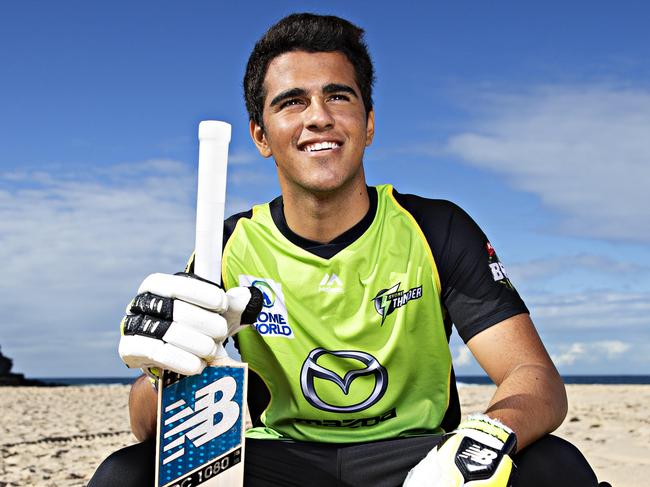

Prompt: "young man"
[91,13,604,487]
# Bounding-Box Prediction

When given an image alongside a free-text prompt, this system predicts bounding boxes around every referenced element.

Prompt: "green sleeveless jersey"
[222,185,453,443]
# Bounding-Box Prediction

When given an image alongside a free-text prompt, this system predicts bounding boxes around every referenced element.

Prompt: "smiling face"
[250,51,374,197]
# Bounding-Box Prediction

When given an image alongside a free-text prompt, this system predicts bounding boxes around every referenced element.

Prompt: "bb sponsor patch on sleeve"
[486,242,515,290]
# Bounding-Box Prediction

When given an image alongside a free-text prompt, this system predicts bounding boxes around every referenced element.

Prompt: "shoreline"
[1,384,648,486]
[20,373,650,387]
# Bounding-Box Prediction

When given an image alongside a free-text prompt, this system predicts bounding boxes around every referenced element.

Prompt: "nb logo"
[459,444,498,472]
[162,377,240,465]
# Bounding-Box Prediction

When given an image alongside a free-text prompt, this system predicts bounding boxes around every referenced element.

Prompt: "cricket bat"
[154,121,248,487]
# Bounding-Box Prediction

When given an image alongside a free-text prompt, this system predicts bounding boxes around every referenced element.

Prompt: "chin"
[301,177,355,195]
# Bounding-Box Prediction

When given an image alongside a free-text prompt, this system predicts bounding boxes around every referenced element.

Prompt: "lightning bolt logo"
[373,283,401,326]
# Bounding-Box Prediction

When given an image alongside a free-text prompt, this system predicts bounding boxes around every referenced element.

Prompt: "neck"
[281,179,370,244]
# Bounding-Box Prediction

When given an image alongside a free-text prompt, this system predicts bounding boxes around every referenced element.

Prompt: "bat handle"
[195,120,230,285]
[195,121,238,366]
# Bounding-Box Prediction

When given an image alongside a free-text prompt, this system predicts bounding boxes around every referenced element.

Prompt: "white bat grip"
[195,120,231,285]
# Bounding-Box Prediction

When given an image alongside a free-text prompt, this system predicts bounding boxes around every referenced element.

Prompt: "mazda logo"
[300,348,388,413]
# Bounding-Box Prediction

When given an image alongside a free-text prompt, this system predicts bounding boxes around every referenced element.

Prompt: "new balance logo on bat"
[162,377,240,465]
[320,273,344,293]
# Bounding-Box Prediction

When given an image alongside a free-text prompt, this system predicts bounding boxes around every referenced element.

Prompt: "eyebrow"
[269,88,306,108]
[323,83,358,98]
[269,83,359,108]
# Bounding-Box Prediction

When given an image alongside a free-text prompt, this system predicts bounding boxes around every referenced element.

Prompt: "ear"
[365,110,375,147]
[250,120,272,158]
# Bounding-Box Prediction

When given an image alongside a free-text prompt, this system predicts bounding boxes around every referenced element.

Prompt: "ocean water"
[35,377,138,386]
[34,375,650,386]
[457,375,650,386]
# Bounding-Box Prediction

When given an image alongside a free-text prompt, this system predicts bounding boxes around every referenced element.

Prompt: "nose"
[304,98,335,130]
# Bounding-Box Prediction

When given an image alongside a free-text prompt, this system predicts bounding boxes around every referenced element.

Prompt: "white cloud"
[551,340,630,366]
[446,85,650,243]
[228,150,263,165]
[228,169,273,186]
[529,290,650,331]
[0,160,252,377]
[224,196,259,216]
[508,253,647,282]
[551,343,586,366]
[452,345,474,367]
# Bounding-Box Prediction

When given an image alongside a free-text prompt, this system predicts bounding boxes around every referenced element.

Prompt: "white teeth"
[304,141,340,152]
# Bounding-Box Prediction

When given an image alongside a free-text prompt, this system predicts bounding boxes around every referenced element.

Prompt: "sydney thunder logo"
[372,282,423,325]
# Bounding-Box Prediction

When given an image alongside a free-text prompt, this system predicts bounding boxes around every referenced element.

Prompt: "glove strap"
[456,414,518,462]
[459,414,517,453]
[450,415,517,484]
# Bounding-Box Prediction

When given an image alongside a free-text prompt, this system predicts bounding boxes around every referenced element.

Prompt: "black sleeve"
[393,190,529,342]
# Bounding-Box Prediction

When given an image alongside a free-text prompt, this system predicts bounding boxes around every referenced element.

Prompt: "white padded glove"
[118,272,262,376]
[403,414,517,486]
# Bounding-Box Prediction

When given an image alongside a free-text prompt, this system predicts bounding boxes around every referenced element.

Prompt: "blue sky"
[1,1,648,377]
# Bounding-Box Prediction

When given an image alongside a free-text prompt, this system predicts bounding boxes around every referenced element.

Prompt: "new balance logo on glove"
[403,414,517,486]
[458,442,499,472]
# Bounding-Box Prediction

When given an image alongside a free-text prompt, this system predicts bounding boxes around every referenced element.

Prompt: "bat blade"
[155,120,248,487]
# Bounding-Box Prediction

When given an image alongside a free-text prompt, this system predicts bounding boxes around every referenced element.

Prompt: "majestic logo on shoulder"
[372,282,423,325]
[300,348,388,414]
[319,273,344,293]
[486,242,515,290]
[239,276,294,338]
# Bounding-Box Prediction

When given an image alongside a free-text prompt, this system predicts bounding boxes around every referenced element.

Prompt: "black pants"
[88,434,599,487]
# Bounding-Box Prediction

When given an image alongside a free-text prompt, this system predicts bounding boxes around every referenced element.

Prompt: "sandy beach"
[1,384,647,486]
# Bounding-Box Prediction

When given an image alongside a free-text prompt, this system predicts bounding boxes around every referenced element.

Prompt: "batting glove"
[118,272,263,376]
[403,414,517,486]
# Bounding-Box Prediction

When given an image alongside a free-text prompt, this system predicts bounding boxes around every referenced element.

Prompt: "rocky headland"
[0,346,49,386]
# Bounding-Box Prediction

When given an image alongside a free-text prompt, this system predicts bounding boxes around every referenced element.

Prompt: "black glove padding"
[119,272,262,375]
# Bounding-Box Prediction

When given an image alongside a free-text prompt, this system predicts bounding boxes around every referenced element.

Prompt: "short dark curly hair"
[243,13,375,130]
